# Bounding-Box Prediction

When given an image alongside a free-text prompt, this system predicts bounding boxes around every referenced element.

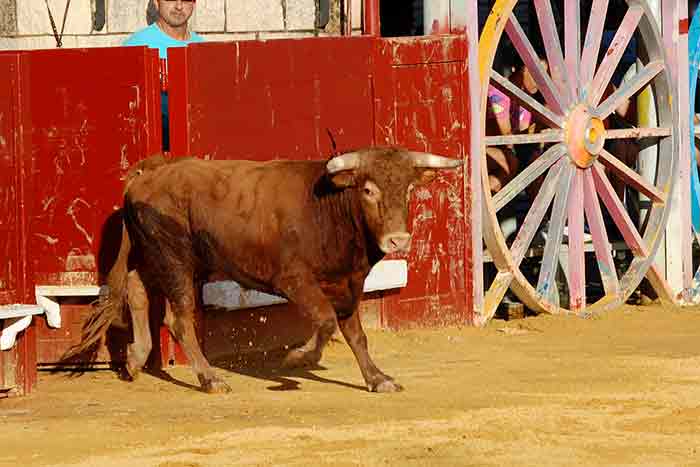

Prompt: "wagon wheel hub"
[565,104,606,168]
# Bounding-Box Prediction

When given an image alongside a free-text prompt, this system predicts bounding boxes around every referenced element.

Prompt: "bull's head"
[326,147,463,254]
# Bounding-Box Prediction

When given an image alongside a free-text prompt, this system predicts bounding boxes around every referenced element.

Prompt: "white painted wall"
[0,0,362,50]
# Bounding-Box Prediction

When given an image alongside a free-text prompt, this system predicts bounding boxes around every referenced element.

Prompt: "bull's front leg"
[338,308,403,393]
[278,270,338,369]
[337,272,403,393]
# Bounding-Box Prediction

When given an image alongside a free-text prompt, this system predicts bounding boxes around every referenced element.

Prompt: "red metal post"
[160,57,168,92]
[363,0,380,36]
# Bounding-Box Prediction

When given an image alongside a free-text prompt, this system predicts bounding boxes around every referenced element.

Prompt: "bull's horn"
[327,151,361,174]
[409,152,463,168]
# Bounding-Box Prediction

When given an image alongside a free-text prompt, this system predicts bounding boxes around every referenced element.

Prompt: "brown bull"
[65,147,462,393]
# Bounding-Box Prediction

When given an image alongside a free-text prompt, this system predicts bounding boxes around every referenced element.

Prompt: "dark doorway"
[380,0,424,36]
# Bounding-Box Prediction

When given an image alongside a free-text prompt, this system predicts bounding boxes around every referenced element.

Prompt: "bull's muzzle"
[380,233,411,253]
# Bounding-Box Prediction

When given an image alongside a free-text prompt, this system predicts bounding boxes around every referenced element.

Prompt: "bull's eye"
[363,181,380,201]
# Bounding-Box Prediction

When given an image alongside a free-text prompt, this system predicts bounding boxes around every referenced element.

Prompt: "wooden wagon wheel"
[477,0,678,322]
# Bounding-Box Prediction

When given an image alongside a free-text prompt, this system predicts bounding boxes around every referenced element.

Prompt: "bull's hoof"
[368,377,404,393]
[282,349,321,369]
[200,376,232,394]
[120,363,140,382]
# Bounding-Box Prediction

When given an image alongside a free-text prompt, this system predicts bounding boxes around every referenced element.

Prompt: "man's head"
[153,0,195,30]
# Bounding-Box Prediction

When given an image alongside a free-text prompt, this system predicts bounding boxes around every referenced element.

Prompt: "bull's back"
[125,157,330,284]
[127,158,323,207]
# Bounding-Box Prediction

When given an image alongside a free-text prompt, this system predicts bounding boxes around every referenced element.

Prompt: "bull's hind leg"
[163,280,231,393]
[124,270,152,380]
[338,310,403,393]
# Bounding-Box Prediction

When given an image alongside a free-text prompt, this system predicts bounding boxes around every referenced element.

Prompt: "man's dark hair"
[147,0,158,25]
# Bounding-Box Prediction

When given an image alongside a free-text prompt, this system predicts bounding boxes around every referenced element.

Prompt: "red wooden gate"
[373,37,471,328]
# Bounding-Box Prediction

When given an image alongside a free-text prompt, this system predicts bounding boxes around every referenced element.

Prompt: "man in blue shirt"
[124,0,205,150]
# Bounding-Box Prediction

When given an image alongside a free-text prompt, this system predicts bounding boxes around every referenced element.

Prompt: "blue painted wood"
[688,6,700,232]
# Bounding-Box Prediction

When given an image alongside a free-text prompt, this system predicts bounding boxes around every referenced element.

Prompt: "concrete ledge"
[0,304,45,320]
[203,259,408,310]
[29,260,408,317]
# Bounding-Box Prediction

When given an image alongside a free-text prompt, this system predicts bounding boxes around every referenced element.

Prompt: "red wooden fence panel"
[169,36,377,160]
[0,52,35,397]
[373,36,471,328]
[167,36,379,364]
[0,47,162,378]
[25,47,162,287]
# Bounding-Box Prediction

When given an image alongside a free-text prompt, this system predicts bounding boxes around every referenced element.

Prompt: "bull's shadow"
[202,304,367,392]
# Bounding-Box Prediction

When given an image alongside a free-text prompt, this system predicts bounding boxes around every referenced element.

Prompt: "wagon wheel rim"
[477,0,678,323]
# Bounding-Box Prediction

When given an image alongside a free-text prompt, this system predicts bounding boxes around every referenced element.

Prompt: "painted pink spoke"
[537,163,575,302]
[511,158,565,265]
[582,170,619,296]
[595,60,664,120]
[484,131,563,147]
[567,169,586,312]
[505,14,567,115]
[580,0,609,86]
[598,148,666,203]
[591,162,648,257]
[605,127,671,139]
[493,143,567,213]
[490,71,564,128]
[587,6,643,107]
[564,0,581,98]
[533,0,571,103]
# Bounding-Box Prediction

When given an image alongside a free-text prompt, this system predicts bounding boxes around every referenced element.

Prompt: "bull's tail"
[62,154,168,363]
[61,221,132,362]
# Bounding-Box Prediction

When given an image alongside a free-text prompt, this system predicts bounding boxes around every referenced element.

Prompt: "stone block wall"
[0,0,363,50]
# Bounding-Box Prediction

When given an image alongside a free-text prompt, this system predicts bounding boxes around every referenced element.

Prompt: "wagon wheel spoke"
[591,162,650,257]
[595,60,664,120]
[484,131,563,147]
[597,148,666,203]
[583,170,620,296]
[510,158,566,265]
[587,5,644,107]
[533,0,572,103]
[493,143,567,213]
[580,0,610,85]
[489,70,565,128]
[566,169,586,312]
[505,13,567,115]
[564,0,581,97]
[605,127,672,139]
[537,163,575,303]
[482,271,515,323]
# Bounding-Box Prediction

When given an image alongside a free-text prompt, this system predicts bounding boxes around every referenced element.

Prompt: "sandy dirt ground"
[1,303,700,467]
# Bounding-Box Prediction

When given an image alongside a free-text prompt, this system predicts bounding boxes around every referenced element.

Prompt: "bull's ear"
[415,168,438,185]
[330,170,357,188]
